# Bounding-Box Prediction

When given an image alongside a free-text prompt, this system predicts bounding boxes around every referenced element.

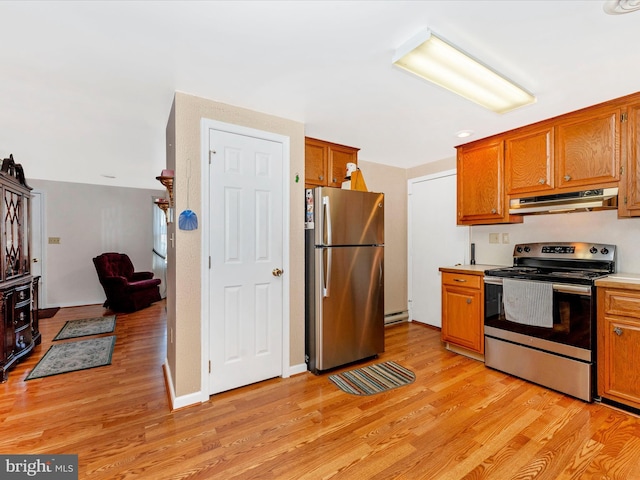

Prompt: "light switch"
[489,233,499,244]
[502,233,510,244]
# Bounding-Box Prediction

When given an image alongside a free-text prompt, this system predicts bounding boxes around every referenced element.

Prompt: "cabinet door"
[304,138,328,187]
[621,102,640,215]
[598,314,640,409]
[441,284,482,353]
[328,145,358,188]
[457,138,521,225]
[556,106,621,189]
[505,126,554,195]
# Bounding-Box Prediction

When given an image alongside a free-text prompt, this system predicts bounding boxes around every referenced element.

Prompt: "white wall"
[471,209,640,273]
[29,179,164,308]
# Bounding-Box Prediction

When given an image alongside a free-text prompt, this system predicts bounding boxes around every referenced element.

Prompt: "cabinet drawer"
[13,304,30,329]
[604,289,640,319]
[15,285,31,303]
[442,272,481,290]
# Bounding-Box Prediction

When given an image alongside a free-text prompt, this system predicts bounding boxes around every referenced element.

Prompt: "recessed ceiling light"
[456,130,474,139]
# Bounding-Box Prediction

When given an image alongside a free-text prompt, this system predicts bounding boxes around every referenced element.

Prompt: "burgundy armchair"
[93,253,162,312]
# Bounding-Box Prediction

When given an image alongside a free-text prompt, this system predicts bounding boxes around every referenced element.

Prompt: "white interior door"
[408,171,469,327]
[208,128,284,395]
[30,190,46,308]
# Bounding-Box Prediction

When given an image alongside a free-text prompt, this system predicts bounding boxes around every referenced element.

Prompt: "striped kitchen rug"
[328,361,415,396]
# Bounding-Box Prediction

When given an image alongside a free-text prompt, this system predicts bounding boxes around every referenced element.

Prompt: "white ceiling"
[1,0,639,189]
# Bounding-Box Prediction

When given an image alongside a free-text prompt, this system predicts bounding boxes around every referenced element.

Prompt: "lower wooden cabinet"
[0,276,41,382]
[597,284,640,409]
[440,271,484,355]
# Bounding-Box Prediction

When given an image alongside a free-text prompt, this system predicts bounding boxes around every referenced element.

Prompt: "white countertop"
[595,273,640,288]
[439,264,508,275]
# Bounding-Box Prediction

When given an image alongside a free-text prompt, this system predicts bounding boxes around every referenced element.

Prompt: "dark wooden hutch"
[0,155,40,382]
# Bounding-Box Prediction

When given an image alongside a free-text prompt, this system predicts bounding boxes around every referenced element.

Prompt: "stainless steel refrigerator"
[305,187,384,374]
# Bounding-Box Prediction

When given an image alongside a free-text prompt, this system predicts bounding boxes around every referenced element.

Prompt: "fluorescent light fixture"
[392,29,536,114]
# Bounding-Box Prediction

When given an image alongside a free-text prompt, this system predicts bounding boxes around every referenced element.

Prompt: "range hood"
[509,187,619,214]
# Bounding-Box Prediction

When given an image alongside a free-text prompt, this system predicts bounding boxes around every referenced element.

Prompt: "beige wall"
[357,160,408,315]
[407,156,456,180]
[167,92,305,399]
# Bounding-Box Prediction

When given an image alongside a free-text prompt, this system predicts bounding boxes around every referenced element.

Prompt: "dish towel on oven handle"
[503,278,553,328]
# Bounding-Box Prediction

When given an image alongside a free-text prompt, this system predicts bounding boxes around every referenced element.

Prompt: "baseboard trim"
[288,362,308,376]
[163,360,202,411]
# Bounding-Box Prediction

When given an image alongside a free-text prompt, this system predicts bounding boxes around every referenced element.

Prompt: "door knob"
[272,268,283,277]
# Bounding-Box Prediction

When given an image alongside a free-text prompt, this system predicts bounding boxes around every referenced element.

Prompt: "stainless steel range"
[484,242,616,401]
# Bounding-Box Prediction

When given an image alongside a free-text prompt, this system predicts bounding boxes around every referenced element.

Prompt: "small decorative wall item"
[156,172,174,206]
[178,160,198,231]
[154,197,171,224]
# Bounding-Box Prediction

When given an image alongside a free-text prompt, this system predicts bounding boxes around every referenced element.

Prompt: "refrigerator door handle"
[323,248,332,297]
[322,195,332,246]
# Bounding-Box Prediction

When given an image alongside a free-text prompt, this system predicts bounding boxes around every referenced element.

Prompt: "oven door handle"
[484,276,503,285]
[552,284,592,295]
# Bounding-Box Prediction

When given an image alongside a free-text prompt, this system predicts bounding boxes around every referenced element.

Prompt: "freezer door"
[314,187,384,246]
[314,245,384,371]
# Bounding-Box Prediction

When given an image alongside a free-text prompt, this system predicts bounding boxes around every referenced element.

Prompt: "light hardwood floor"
[2,301,640,479]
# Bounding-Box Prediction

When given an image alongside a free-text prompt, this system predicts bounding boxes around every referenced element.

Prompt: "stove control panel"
[513,242,616,263]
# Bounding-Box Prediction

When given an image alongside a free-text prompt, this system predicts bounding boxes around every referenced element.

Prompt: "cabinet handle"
[614,326,623,336]
[564,174,571,181]
[332,178,337,183]
[466,298,472,304]
[538,178,545,184]
[319,175,324,180]
[453,278,467,282]
[491,208,497,214]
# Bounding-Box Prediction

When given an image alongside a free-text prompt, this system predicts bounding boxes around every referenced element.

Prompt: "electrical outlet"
[502,233,510,244]
[489,233,499,244]
[48,237,61,244]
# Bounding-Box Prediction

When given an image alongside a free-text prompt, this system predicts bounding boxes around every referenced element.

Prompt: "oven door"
[484,276,594,359]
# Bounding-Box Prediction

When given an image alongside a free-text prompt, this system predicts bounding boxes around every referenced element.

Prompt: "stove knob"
[590,247,598,254]
[516,246,523,253]
[601,247,609,255]
[524,246,531,253]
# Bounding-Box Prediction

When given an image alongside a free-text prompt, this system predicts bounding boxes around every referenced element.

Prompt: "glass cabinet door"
[4,188,26,279]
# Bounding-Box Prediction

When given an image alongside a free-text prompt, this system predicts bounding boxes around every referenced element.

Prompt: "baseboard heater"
[384,310,409,325]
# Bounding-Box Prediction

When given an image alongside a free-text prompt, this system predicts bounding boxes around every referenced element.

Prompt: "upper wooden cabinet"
[457,137,523,225]
[620,101,640,216]
[505,125,554,195]
[458,91,640,224]
[305,137,358,188]
[556,104,621,190]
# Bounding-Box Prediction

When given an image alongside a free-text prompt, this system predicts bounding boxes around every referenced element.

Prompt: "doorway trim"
[31,189,48,308]
[199,118,291,401]
[407,169,469,324]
